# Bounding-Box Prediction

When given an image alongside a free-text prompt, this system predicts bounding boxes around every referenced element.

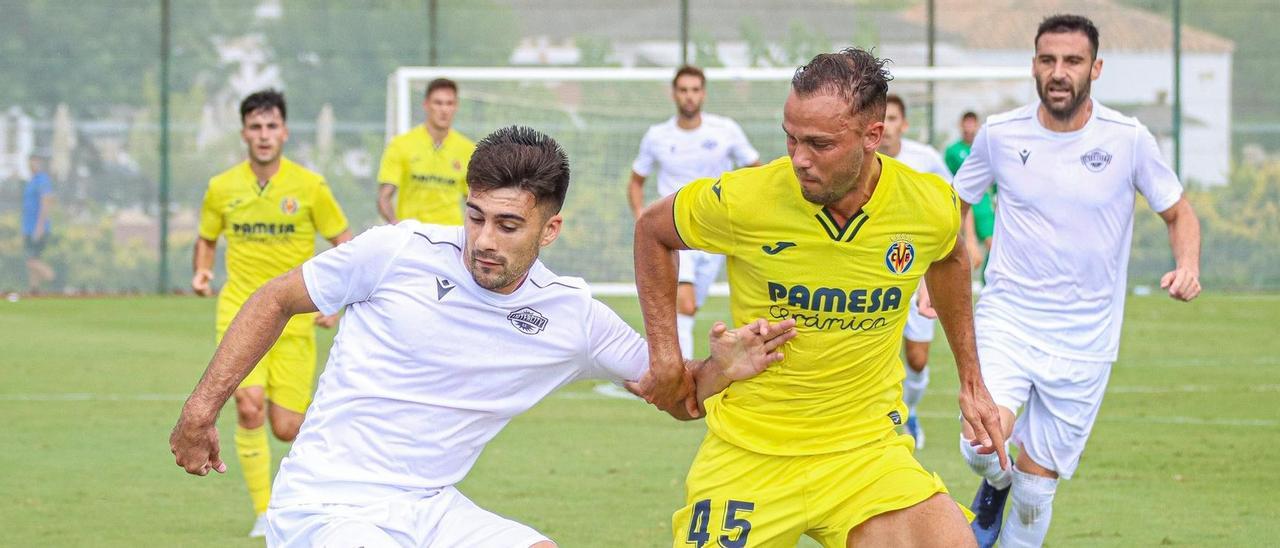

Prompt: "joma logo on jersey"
[280,197,298,215]
[232,223,296,236]
[411,173,456,185]
[767,282,903,313]
[1081,148,1113,172]
[885,240,915,275]
[507,307,548,335]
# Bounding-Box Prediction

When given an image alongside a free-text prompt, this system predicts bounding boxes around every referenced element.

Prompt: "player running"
[191,89,352,537]
[953,15,1202,547]
[172,125,796,547]
[634,48,1006,547]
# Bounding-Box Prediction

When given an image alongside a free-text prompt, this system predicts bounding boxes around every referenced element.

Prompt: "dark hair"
[961,111,979,121]
[467,126,570,213]
[885,94,906,118]
[240,89,286,122]
[426,78,458,100]
[791,47,892,120]
[672,65,706,87]
[1036,14,1100,58]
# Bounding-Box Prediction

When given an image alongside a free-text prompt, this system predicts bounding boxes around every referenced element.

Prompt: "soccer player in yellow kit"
[634,49,1007,547]
[190,89,351,537]
[376,77,476,225]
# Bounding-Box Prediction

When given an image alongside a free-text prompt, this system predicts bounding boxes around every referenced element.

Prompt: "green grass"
[1,294,1277,546]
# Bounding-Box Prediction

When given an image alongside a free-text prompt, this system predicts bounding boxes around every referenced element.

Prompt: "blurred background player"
[878,93,952,450]
[377,78,475,225]
[22,151,55,294]
[191,89,352,537]
[172,125,795,547]
[628,65,760,360]
[635,49,1007,546]
[946,111,995,279]
[953,15,1202,547]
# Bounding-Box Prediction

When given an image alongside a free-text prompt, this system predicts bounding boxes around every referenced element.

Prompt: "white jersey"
[632,113,760,197]
[273,222,649,507]
[953,100,1183,361]
[893,138,952,183]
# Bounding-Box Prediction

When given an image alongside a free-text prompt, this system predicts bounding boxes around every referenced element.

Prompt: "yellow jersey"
[673,154,960,455]
[199,157,349,336]
[378,126,475,225]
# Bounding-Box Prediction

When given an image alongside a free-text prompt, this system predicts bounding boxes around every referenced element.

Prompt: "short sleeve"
[952,125,995,204]
[579,299,649,382]
[935,182,962,260]
[377,140,404,188]
[729,121,760,166]
[631,130,658,177]
[672,176,735,255]
[311,180,350,240]
[302,224,410,315]
[197,184,223,241]
[1132,124,1183,213]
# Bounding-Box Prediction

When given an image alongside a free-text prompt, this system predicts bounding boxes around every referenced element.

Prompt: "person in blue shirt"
[22,153,55,293]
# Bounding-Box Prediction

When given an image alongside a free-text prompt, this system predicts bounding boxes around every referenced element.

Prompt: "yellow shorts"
[218,330,317,414]
[672,431,969,547]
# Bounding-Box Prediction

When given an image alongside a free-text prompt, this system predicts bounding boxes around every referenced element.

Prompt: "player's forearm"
[1164,200,1201,274]
[627,174,646,219]
[192,238,216,274]
[926,247,982,386]
[328,229,353,247]
[377,185,398,223]
[634,206,683,377]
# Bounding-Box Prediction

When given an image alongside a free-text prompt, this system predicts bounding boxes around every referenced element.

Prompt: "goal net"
[386,66,1031,295]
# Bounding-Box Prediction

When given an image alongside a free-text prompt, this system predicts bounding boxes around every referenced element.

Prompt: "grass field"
[1,293,1278,546]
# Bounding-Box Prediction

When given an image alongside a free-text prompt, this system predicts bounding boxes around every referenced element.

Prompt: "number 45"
[686,499,755,548]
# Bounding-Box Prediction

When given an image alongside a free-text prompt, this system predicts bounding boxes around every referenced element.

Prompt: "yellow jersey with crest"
[378,126,475,224]
[199,157,349,337]
[673,154,960,456]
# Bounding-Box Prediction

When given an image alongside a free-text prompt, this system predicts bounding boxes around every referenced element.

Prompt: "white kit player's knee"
[961,434,1011,489]
[676,314,696,361]
[1000,466,1058,547]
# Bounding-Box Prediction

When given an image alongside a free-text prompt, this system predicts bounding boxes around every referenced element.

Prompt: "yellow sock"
[235,425,272,515]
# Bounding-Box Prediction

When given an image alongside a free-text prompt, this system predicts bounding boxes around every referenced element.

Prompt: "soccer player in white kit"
[170,126,796,548]
[952,15,1202,547]
[878,93,953,450]
[628,65,761,360]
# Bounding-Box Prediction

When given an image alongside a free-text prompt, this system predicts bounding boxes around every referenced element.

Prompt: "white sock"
[1000,466,1057,547]
[676,314,696,361]
[960,435,1012,489]
[903,365,929,413]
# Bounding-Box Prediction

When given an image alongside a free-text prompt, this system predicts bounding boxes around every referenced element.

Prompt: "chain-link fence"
[1,0,1276,294]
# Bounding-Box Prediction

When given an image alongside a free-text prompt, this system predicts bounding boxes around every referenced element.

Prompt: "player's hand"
[169,416,227,476]
[916,288,938,320]
[959,381,1009,470]
[315,312,340,329]
[191,269,214,297]
[625,367,699,418]
[631,354,697,417]
[709,318,797,381]
[1160,267,1201,302]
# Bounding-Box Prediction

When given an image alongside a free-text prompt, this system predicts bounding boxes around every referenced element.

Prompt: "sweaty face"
[241,108,288,166]
[879,102,906,153]
[1033,31,1101,121]
[783,91,879,206]
[424,89,459,133]
[672,75,705,119]
[463,188,561,294]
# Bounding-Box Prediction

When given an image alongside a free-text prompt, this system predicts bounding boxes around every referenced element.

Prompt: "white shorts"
[978,330,1112,479]
[677,249,724,308]
[902,290,936,343]
[266,487,550,548]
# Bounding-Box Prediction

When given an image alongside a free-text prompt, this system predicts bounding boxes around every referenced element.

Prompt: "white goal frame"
[384,66,1028,296]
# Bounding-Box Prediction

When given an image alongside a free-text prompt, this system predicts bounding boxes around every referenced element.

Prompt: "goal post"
[385,65,1031,295]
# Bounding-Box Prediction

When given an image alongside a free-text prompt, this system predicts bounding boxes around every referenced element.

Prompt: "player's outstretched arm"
[376,183,399,224]
[191,237,217,297]
[633,194,695,415]
[1157,197,1202,301]
[170,268,320,476]
[627,171,647,220]
[926,234,1009,470]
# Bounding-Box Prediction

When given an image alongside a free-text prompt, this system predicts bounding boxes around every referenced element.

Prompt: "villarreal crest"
[885,240,915,275]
